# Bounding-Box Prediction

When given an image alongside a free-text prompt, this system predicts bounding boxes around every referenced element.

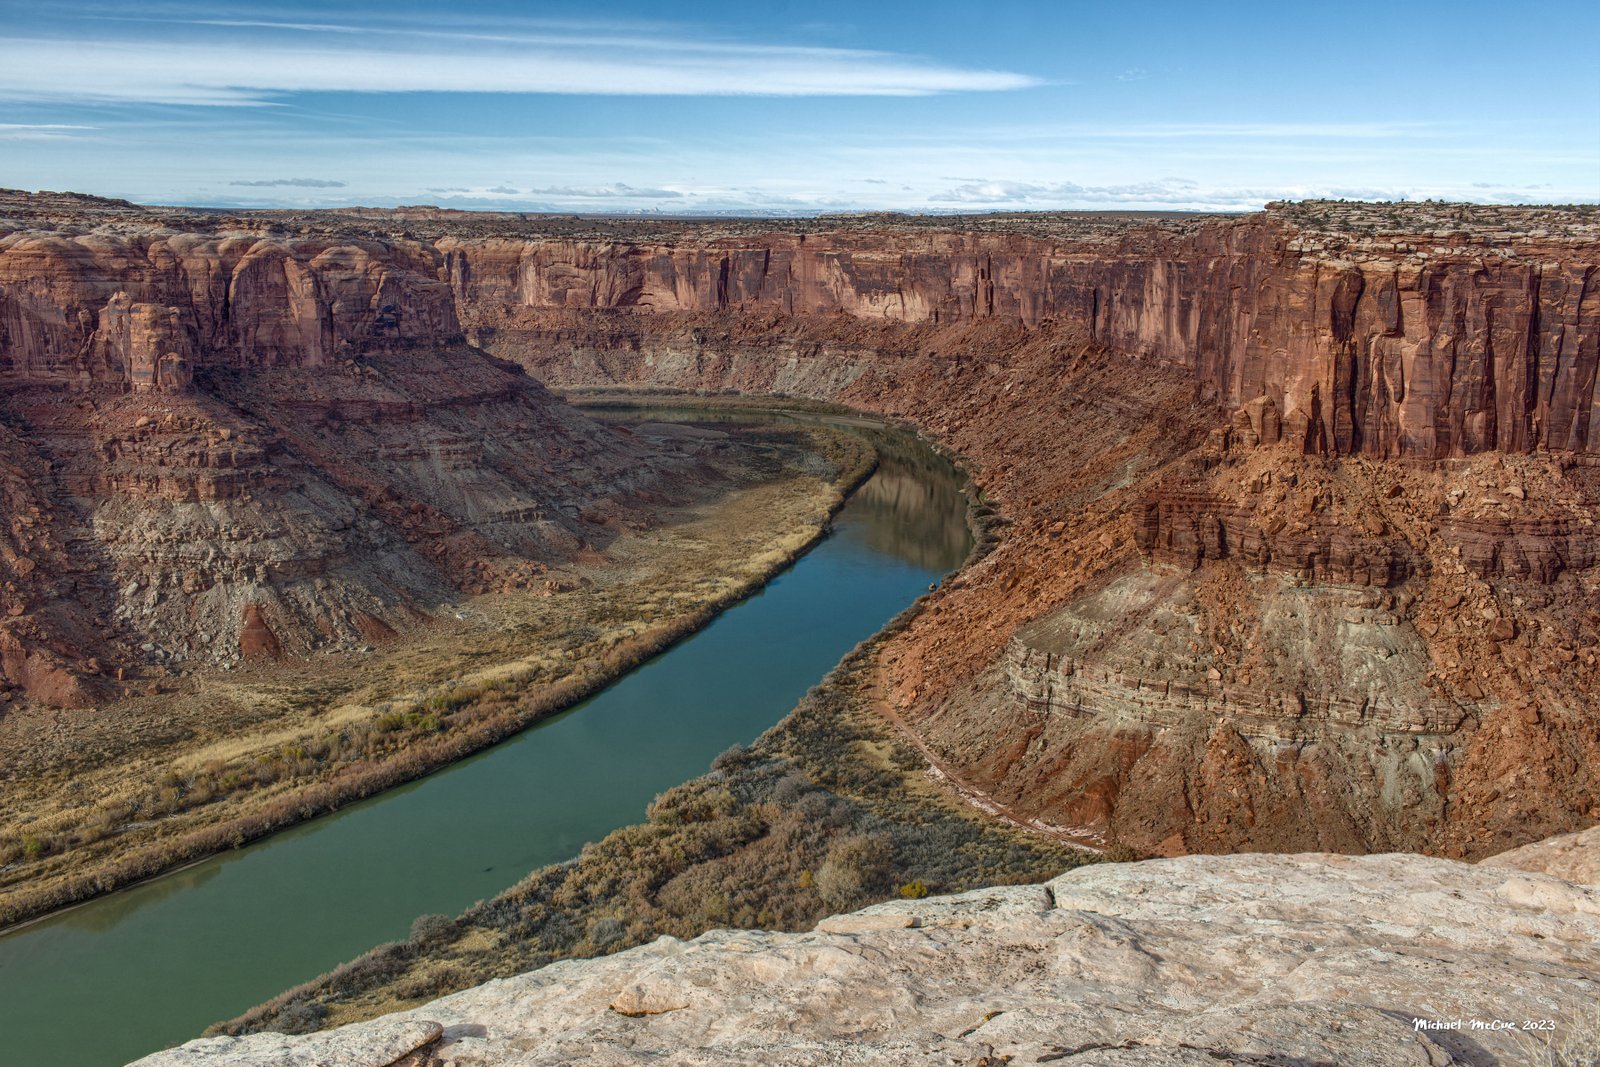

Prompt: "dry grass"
[1511,1003,1600,1067]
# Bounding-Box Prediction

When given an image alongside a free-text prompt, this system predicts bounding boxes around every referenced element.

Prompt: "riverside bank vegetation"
[0,424,874,930]
[219,635,1096,1035]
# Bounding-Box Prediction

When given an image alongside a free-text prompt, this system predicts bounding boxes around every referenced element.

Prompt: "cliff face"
[439,209,1599,460]
[0,201,690,707]
[0,230,458,385]
[0,349,680,707]
[871,378,1600,859]
[132,828,1600,1067]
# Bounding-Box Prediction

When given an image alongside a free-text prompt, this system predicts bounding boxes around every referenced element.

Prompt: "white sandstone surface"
[134,830,1600,1066]
[1483,825,1600,886]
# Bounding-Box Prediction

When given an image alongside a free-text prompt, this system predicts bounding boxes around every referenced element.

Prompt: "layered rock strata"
[133,828,1600,1067]
[0,351,682,704]
[5,195,1597,461]
[442,205,1600,461]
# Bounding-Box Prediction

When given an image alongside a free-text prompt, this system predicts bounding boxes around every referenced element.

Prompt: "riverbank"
[0,422,874,931]
[217,629,1095,1036]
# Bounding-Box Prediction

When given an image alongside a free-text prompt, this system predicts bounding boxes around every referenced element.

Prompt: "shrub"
[898,880,929,899]
[1101,843,1145,864]
[268,1000,326,1035]
[297,941,415,1004]
[814,834,892,909]
[393,963,467,1001]
[711,742,752,771]
[770,773,814,807]
[537,912,583,954]
[409,913,455,945]
[588,916,626,947]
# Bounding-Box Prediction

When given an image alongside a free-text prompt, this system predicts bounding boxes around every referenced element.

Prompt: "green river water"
[0,414,971,1066]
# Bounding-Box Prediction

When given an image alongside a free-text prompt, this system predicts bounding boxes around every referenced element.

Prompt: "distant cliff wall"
[3,213,1595,457]
[437,222,1599,458]
[0,232,459,387]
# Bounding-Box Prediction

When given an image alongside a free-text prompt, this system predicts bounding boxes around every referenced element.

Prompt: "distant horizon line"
[10,187,1600,220]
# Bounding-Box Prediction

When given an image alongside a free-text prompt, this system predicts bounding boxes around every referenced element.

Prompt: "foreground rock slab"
[1483,825,1600,886]
[136,831,1600,1066]
[135,1020,443,1067]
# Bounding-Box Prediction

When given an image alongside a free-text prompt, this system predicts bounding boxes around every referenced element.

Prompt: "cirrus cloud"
[0,17,1041,106]
[522,183,683,200]
[229,177,347,188]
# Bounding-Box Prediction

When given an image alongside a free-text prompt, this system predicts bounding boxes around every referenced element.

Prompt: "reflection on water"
[0,406,971,1067]
[58,861,228,936]
[847,440,972,572]
[589,403,973,574]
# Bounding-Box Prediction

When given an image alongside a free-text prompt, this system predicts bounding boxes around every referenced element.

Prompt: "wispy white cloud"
[926,177,1426,210]
[410,182,686,206]
[930,178,1202,206]
[917,122,1443,143]
[106,15,896,58]
[0,122,98,140]
[522,183,683,200]
[229,177,346,188]
[0,21,1041,105]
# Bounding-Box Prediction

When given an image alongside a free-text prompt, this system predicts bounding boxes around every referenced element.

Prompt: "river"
[0,412,971,1067]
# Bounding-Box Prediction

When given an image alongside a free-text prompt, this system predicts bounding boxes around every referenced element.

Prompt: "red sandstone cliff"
[0,230,458,383]
[435,206,1598,460]
[0,196,695,707]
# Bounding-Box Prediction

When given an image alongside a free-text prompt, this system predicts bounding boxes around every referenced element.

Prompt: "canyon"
[2,188,1597,870]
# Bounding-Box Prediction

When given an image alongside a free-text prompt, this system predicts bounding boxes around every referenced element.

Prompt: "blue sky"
[1,0,1596,213]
